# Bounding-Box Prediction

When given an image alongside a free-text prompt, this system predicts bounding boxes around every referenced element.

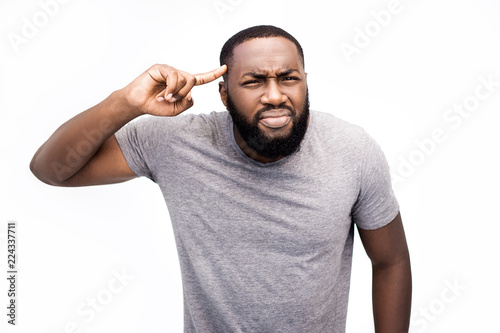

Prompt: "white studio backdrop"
[1,0,499,332]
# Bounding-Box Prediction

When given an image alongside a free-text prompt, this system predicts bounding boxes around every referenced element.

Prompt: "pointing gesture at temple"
[122,64,227,117]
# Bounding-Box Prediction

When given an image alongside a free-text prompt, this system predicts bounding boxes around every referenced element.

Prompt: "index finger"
[194,65,227,86]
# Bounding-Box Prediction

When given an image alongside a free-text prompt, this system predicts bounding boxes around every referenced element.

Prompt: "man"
[31,25,411,332]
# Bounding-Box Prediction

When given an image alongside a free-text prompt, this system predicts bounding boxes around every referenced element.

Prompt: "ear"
[219,81,228,108]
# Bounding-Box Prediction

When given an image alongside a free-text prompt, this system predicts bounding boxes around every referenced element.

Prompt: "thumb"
[171,92,194,115]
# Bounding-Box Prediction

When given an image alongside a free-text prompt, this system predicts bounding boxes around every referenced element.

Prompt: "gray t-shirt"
[115,110,399,333]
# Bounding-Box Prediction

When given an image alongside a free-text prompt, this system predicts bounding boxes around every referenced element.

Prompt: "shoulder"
[312,110,366,136]
[306,111,390,175]
[309,110,370,150]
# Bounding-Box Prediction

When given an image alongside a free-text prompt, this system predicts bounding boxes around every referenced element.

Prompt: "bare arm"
[30,91,139,186]
[357,212,412,333]
[30,64,227,187]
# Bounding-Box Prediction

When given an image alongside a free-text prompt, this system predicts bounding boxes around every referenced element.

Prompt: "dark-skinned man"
[31,25,411,333]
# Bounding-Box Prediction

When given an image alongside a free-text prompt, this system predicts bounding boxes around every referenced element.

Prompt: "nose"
[260,80,287,106]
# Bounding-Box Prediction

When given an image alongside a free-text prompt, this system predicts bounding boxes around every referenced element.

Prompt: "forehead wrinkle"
[227,37,304,82]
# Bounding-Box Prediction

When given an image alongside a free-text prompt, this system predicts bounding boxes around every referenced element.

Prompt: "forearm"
[372,258,412,333]
[30,89,139,185]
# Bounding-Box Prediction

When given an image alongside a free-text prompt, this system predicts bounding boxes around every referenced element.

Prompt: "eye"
[282,76,300,83]
[242,80,260,86]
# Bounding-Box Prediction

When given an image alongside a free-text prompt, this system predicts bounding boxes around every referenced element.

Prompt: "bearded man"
[31,25,411,333]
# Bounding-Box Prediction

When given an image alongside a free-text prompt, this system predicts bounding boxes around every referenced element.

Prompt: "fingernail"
[165,93,173,100]
[157,96,165,102]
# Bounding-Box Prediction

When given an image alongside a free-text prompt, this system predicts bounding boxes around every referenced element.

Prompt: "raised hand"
[122,64,227,117]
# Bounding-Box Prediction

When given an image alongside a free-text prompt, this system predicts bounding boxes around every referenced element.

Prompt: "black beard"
[226,89,310,160]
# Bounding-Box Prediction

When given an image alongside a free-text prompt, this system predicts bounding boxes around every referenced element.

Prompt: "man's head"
[218,25,309,162]
[220,25,305,80]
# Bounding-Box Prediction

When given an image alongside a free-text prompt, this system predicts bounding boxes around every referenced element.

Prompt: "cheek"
[231,90,261,114]
[285,87,307,109]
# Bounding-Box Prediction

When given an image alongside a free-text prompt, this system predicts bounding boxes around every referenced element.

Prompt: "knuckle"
[152,63,168,71]
[167,72,178,87]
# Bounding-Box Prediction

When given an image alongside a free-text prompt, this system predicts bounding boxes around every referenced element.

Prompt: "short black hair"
[219,25,304,79]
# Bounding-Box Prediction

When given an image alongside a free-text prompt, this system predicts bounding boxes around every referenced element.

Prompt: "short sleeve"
[351,133,399,230]
[114,116,158,181]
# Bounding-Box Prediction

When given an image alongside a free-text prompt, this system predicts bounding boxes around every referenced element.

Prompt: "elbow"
[29,154,44,182]
[29,155,39,179]
[373,254,411,272]
[29,154,66,187]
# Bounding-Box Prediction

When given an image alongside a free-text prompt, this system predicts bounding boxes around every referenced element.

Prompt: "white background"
[1,0,499,332]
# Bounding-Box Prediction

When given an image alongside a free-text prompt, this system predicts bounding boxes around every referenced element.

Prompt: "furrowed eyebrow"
[276,69,299,78]
[243,72,267,80]
[242,69,299,79]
